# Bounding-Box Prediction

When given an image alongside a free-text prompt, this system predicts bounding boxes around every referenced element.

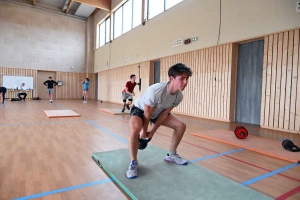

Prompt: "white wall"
[0,1,87,72]
[94,0,300,72]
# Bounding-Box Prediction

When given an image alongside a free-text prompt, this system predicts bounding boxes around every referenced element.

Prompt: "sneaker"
[50,100,52,103]
[83,100,86,103]
[164,151,188,165]
[121,108,125,113]
[126,104,130,110]
[126,160,138,179]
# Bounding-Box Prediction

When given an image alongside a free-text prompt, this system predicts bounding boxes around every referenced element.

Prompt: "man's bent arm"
[141,104,155,137]
[149,106,174,137]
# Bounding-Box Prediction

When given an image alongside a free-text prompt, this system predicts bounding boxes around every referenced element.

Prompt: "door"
[154,61,160,83]
[37,71,56,100]
[236,40,264,125]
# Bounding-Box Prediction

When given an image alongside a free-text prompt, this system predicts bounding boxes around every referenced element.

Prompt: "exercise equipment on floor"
[282,139,300,152]
[234,126,248,139]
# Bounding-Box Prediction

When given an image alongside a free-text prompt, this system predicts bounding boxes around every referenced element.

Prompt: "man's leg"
[161,114,187,165]
[23,93,27,100]
[126,99,133,110]
[126,115,143,179]
[17,93,21,99]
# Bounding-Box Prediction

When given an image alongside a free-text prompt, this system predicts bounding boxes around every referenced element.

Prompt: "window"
[132,0,142,28]
[148,0,164,19]
[123,0,132,34]
[114,7,122,39]
[113,0,142,39]
[98,17,110,48]
[148,0,183,19]
[165,0,183,10]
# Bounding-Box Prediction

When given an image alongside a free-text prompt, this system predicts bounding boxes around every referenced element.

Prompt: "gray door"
[154,61,160,83]
[95,73,98,100]
[236,40,264,125]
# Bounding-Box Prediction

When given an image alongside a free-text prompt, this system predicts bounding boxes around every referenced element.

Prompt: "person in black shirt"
[43,77,57,103]
[0,87,7,104]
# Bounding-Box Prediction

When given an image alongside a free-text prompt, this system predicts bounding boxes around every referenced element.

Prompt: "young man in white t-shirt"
[126,63,193,179]
[17,83,27,101]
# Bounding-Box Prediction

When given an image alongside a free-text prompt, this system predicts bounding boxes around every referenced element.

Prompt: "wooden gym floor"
[0,100,299,200]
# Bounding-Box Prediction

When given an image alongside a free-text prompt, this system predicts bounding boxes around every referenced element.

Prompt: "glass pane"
[165,0,183,10]
[99,22,105,47]
[105,18,110,43]
[133,0,142,28]
[114,7,122,39]
[123,0,132,34]
[148,0,164,19]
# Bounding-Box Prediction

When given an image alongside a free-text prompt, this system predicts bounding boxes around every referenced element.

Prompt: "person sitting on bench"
[18,83,27,101]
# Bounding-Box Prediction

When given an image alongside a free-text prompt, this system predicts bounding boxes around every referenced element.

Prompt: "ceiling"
[2,0,111,20]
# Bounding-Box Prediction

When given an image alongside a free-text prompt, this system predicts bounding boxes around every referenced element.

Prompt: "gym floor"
[0,100,299,200]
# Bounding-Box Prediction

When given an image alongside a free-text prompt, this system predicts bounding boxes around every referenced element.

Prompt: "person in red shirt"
[122,74,137,112]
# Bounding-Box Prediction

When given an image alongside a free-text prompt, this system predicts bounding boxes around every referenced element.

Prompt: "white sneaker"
[50,100,52,103]
[126,160,138,179]
[83,100,86,103]
[164,151,188,165]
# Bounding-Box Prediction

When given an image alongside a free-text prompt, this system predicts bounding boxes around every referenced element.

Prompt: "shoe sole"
[125,173,137,179]
[164,159,188,165]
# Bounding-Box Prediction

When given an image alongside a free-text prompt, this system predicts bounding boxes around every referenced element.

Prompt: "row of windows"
[97,0,184,48]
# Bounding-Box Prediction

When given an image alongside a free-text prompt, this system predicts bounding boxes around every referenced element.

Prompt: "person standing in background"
[81,78,89,103]
[43,77,57,103]
[0,87,7,104]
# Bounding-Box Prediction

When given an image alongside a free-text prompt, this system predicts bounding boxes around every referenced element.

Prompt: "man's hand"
[140,131,154,139]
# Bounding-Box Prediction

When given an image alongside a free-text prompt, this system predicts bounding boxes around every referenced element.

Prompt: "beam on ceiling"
[74,0,110,11]
[66,0,73,13]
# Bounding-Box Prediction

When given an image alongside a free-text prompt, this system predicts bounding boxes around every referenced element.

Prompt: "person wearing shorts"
[43,77,57,103]
[81,78,89,103]
[126,63,193,179]
[121,74,137,112]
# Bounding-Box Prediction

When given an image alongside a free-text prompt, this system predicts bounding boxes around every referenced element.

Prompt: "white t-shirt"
[20,85,26,92]
[134,82,183,119]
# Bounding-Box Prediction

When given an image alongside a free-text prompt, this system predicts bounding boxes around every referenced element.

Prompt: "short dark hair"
[86,78,89,81]
[168,63,193,78]
[49,77,52,79]
[130,74,136,79]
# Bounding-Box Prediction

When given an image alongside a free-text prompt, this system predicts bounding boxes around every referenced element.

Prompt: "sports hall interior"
[0,0,300,199]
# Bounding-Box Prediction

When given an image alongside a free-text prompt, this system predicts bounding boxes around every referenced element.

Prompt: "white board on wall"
[2,76,34,89]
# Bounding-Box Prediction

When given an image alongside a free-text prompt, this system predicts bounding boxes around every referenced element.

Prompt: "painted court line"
[276,185,300,200]
[13,179,112,200]
[190,148,245,162]
[157,132,300,183]
[242,163,299,186]
[86,120,128,144]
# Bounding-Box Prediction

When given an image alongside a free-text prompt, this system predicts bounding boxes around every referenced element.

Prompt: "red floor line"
[156,132,300,183]
[275,186,300,200]
[71,103,300,183]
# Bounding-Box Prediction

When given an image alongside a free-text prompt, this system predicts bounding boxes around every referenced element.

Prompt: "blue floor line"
[242,163,299,186]
[13,179,112,200]
[86,120,128,144]
[190,148,245,162]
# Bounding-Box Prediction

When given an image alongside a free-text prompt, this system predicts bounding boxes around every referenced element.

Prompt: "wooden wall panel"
[0,68,38,97]
[56,72,96,99]
[97,62,150,104]
[160,44,233,121]
[261,29,300,133]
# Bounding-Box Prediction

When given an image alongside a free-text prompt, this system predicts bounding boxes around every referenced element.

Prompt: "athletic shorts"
[48,88,54,94]
[84,88,88,91]
[130,105,170,124]
[122,92,133,102]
